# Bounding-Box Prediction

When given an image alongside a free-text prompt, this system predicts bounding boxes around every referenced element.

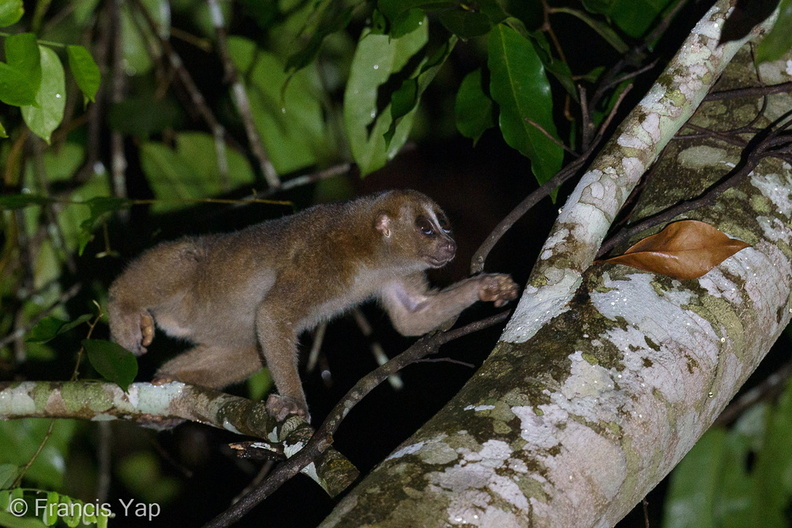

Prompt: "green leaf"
[119,0,169,76]
[26,314,93,344]
[663,428,727,528]
[228,37,334,175]
[583,0,675,39]
[750,378,792,526]
[0,194,51,210]
[0,119,6,138]
[439,0,507,38]
[756,0,792,63]
[141,132,255,212]
[550,7,629,55]
[0,510,48,528]
[488,23,563,184]
[0,33,41,107]
[285,0,355,72]
[378,0,505,38]
[385,35,456,143]
[378,0,452,25]
[66,45,100,103]
[246,369,274,401]
[0,465,20,490]
[0,421,77,489]
[0,0,23,27]
[50,169,113,255]
[21,46,66,143]
[343,15,428,175]
[117,453,180,504]
[455,68,495,143]
[83,339,138,391]
[663,381,792,528]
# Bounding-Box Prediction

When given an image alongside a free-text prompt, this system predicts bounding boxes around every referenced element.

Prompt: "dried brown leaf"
[599,220,750,280]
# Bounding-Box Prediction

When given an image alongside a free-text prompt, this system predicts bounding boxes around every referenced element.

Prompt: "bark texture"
[319,3,791,527]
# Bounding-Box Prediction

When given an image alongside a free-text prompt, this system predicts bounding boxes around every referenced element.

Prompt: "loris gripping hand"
[108,190,519,422]
[477,274,519,307]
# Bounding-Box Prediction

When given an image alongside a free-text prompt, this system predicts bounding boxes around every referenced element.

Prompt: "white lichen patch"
[721,245,791,341]
[125,384,140,407]
[757,216,789,244]
[386,440,425,461]
[698,268,744,305]
[0,384,38,415]
[635,83,667,114]
[692,8,723,40]
[591,273,721,403]
[503,272,579,343]
[561,351,616,401]
[621,157,645,182]
[542,226,571,254]
[516,415,627,524]
[588,180,606,200]
[222,418,242,434]
[419,440,459,465]
[470,439,512,467]
[465,404,496,412]
[751,172,792,217]
[426,439,530,526]
[512,405,564,450]
[757,57,792,83]
[134,381,186,415]
[678,145,729,169]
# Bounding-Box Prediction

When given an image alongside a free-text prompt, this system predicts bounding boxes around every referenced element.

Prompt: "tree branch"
[0,381,358,496]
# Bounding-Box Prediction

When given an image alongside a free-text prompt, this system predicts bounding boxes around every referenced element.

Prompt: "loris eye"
[415,215,435,236]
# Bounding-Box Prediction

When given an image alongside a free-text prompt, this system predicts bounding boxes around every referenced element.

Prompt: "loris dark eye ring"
[415,216,435,236]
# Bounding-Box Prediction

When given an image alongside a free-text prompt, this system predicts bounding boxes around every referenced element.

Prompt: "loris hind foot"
[266,394,310,422]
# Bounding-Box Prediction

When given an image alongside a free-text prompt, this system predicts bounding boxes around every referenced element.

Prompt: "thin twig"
[706,81,792,101]
[0,285,82,349]
[132,0,231,186]
[206,0,280,189]
[524,119,577,155]
[110,0,128,205]
[75,7,108,183]
[470,157,585,274]
[202,311,511,528]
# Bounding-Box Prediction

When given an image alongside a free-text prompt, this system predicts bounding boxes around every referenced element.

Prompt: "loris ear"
[375,212,392,238]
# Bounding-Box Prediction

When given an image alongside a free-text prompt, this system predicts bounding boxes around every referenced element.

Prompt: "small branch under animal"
[108,190,519,421]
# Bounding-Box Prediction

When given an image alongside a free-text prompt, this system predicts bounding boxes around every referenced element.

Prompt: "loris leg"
[255,306,309,421]
[154,344,263,389]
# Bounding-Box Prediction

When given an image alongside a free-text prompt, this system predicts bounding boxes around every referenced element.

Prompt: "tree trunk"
[319,3,791,527]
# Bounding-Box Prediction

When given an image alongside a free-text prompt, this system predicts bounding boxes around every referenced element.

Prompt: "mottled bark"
[0,381,357,496]
[319,3,790,527]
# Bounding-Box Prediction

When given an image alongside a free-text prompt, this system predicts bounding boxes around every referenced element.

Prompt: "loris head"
[373,190,456,269]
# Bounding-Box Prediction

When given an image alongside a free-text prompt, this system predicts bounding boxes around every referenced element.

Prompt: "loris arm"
[380,273,518,336]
